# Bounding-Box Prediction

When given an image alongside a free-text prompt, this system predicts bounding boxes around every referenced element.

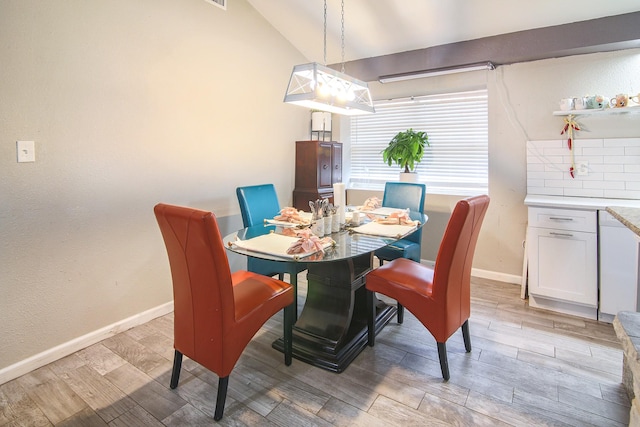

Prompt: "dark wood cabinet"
[293,140,342,211]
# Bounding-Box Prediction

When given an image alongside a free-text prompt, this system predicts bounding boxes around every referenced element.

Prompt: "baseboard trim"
[471,267,522,285]
[0,263,520,385]
[421,259,521,285]
[0,301,174,385]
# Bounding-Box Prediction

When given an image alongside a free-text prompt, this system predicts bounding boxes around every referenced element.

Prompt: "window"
[349,89,488,195]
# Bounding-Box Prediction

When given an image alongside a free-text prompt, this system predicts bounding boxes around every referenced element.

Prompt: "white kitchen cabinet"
[599,210,640,322]
[527,206,598,319]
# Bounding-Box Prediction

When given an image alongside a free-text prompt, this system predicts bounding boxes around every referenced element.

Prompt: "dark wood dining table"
[223,211,427,373]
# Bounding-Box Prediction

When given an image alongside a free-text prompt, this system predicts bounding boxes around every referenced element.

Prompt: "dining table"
[223,209,427,373]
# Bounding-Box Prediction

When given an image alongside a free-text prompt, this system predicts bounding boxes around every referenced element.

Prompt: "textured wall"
[0,0,309,372]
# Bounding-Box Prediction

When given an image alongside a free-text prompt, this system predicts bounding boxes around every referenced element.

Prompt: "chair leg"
[214,376,229,421]
[290,272,298,322]
[169,350,182,389]
[283,303,294,366]
[462,320,472,352]
[437,342,450,381]
[397,303,404,324]
[366,289,375,347]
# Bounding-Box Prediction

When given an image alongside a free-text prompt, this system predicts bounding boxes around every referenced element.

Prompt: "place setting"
[230,204,337,260]
[347,197,422,238]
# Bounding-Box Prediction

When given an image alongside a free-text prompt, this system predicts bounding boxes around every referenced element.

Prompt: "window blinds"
[350,89,488,195]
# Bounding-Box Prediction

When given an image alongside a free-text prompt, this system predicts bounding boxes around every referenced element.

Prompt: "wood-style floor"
[0,276,630,426]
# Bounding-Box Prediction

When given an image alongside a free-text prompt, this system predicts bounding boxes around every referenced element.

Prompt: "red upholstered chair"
[365,195,490,380]
[154,203,294,421]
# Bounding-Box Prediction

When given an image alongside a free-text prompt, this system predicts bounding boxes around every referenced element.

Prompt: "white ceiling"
[247,0,640,65]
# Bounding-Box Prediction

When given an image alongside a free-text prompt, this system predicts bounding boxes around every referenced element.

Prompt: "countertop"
[525,195,640,210]
[606,206,640,238]
[524,194,640,237]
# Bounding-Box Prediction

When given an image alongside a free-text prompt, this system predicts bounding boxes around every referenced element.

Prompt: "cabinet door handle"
[323,164,328,169]
[549,217,574,221]
[550,232,574,237]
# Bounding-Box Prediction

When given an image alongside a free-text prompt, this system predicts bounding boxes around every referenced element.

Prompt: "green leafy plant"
[381,128,430,173]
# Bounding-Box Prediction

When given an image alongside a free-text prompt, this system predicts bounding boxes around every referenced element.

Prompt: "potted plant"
[381,128,429,182]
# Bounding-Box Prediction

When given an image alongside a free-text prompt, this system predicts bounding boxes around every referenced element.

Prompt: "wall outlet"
[17,140,35,163]
[576,161,588,176]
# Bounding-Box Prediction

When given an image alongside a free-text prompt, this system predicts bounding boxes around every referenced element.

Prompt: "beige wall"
[0,0,309,373]
[1,0,639,379]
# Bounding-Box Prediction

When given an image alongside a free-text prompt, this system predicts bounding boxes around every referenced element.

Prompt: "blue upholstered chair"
[374,182,426,264]
[236,184,307,318]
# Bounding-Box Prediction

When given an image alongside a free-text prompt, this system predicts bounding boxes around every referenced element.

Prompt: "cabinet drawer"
[528,207,596,232]
[528,227,597,306]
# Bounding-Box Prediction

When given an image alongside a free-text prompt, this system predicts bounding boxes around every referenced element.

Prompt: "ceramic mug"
[631,93,640,106]
[574,97,588,110]
[559,98,574,111]
[324,215,332,235]
[311,218,324,237]
[609,93,629,108]
[586,95,608,109]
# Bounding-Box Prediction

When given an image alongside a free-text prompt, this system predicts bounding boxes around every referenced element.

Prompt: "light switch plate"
[17,140,35,163]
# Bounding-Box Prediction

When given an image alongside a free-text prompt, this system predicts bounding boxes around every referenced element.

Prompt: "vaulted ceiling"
[247,0,640,81]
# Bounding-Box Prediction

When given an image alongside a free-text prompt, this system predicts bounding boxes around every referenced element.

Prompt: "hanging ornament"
[560,115,581,178]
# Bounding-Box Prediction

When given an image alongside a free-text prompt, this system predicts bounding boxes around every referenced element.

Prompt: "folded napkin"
[373,209,418,226]
[357,197,382,211]
[286,231,335,256]
[264,219,305,227]
[363,207,408,217]
[232,232,332,259]
[266,208,312,226]
[350,221,417,238]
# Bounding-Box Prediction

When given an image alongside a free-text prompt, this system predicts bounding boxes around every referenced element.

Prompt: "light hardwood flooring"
[0,276,630,426]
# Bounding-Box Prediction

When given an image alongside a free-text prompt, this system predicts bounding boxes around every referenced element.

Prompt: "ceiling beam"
[336,12,640,82]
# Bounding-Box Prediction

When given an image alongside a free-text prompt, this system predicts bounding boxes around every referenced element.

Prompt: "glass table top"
[223,211,427,263]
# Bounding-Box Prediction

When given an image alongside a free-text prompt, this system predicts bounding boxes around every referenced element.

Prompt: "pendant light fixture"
[283,0,375,116]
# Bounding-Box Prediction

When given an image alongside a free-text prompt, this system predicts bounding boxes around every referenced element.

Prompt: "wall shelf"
[553,105,640,116]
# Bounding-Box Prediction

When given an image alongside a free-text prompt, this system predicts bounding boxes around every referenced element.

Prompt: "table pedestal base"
[272,253,397,373]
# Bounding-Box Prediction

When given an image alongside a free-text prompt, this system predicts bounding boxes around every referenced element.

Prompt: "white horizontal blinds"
[350,89,488,195]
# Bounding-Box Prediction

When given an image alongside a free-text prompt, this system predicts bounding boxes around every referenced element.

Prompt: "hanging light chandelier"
[283,0,375,116]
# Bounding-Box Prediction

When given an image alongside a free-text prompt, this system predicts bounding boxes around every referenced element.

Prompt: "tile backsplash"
[527,138,640,199]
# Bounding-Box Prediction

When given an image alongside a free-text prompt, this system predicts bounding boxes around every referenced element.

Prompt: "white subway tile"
[527,140,563,148]
[605,137,640,146]
[583,180,624,190]
[546,179,582,188]
[527,138,640,198]
[583,147,624,156]
[626,182,640,190]
[574,173,604,181]
[574,138,604,148]
[544,148,572,156]
[530,186,563,196]
[604,156,635,164]
[591,164,623,173]
[604,189,640,199]
[564,188,604,197]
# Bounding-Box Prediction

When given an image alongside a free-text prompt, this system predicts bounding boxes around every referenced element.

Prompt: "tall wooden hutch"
[292,140,342,211]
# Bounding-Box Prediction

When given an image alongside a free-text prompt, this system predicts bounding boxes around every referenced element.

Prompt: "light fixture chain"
[341,0,345,73]
[323,0,327,65]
